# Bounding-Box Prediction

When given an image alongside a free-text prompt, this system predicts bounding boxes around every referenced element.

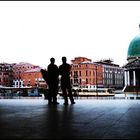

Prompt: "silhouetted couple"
[47,56,75,105]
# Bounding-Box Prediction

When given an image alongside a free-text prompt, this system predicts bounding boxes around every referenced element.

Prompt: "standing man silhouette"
[47,57,59,105]
[59,56,75,105]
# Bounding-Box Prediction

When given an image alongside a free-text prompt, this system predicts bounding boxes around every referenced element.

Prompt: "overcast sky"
[0,1,140,68]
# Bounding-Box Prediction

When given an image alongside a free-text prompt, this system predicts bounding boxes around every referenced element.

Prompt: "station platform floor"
[0,98,140,139]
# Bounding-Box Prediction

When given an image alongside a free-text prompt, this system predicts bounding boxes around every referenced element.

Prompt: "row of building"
[1,26,140,93]
[71,57,124,90]
[0,62,44,88]
[0,57,124,90]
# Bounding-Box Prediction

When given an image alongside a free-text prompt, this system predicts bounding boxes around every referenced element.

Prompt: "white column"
[127,71,130,85]
[20,80,23,87]
[133,70,136,86]
[124,71,128,86]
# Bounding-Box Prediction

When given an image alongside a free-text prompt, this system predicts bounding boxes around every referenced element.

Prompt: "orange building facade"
[13,62,47,88]
[20,68,47,88]
[0,58,123,90]
[13,62,39,80]
[70,57,103,89]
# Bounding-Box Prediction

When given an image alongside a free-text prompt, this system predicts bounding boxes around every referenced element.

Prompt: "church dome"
[127,35,140,60]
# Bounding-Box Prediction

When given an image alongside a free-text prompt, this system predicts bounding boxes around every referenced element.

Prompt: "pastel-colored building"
[13,62,47,88]
[0,63,15,87]
[71,57,124,90]
[95,59,124,89]
[70,57,103,90]
[21,67,47,88]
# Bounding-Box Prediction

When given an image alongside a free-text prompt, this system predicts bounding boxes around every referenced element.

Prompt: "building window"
[79,78,81,84]
[86,78,88,84]
[76,71,78,76]
[86,70,88,76]
[79,71,81,76]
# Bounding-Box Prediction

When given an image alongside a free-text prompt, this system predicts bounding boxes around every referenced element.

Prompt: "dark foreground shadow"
[42,105,75,139]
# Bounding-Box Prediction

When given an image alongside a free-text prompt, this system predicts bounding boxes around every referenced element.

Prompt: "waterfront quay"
[1,95,140,139]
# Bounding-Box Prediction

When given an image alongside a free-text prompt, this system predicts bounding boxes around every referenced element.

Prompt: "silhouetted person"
[47,57,59,105]
[59,56,75,105]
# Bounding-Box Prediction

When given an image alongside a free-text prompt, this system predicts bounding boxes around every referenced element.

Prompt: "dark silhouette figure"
[47,57,59,105]
[59,56,75,105]
[40,69,49,99]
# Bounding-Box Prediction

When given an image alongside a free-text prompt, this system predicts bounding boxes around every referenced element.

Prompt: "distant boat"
[0,86,46,97]
[28,88,41,97]
[59,88,115,97]
[78,88,115,96]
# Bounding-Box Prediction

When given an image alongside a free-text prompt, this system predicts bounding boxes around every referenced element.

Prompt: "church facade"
[123,31,140,93]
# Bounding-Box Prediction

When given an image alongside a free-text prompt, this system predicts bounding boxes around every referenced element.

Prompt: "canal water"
[0,90,140,100]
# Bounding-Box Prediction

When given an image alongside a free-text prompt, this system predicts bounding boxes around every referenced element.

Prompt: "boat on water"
[59,87,115,97]
[77,88,115,96]
[0,86,47,97]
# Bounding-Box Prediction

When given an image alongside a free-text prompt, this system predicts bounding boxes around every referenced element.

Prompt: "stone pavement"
[0,98,140,139]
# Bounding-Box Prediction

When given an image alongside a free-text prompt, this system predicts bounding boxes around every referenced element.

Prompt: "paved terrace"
[0,98,140,139]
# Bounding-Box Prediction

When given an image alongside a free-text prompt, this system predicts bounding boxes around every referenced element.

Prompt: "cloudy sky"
[0,1,140,68]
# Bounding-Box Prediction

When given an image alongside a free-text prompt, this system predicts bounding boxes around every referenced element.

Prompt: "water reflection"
[1,91,140,100]
[43,104,75,139]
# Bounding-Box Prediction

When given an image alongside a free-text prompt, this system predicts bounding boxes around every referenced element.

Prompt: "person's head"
[62,56,67,64]
[50,57,55,64]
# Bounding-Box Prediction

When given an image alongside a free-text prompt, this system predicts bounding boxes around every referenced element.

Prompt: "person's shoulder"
[59,64,62,67]
[55,64,59,69]
[66,63,70,66]
[54,64,58,67]
[47,64,51,67]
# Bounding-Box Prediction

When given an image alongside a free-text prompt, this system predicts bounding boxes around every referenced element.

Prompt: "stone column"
[127,71,130,85]
[133,70,136,86]
[124,71,128,86]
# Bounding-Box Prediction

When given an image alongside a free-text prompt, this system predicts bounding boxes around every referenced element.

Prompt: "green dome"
[127,35,140,58]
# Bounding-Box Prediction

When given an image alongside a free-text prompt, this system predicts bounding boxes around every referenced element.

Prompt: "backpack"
[40,69,49,84]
